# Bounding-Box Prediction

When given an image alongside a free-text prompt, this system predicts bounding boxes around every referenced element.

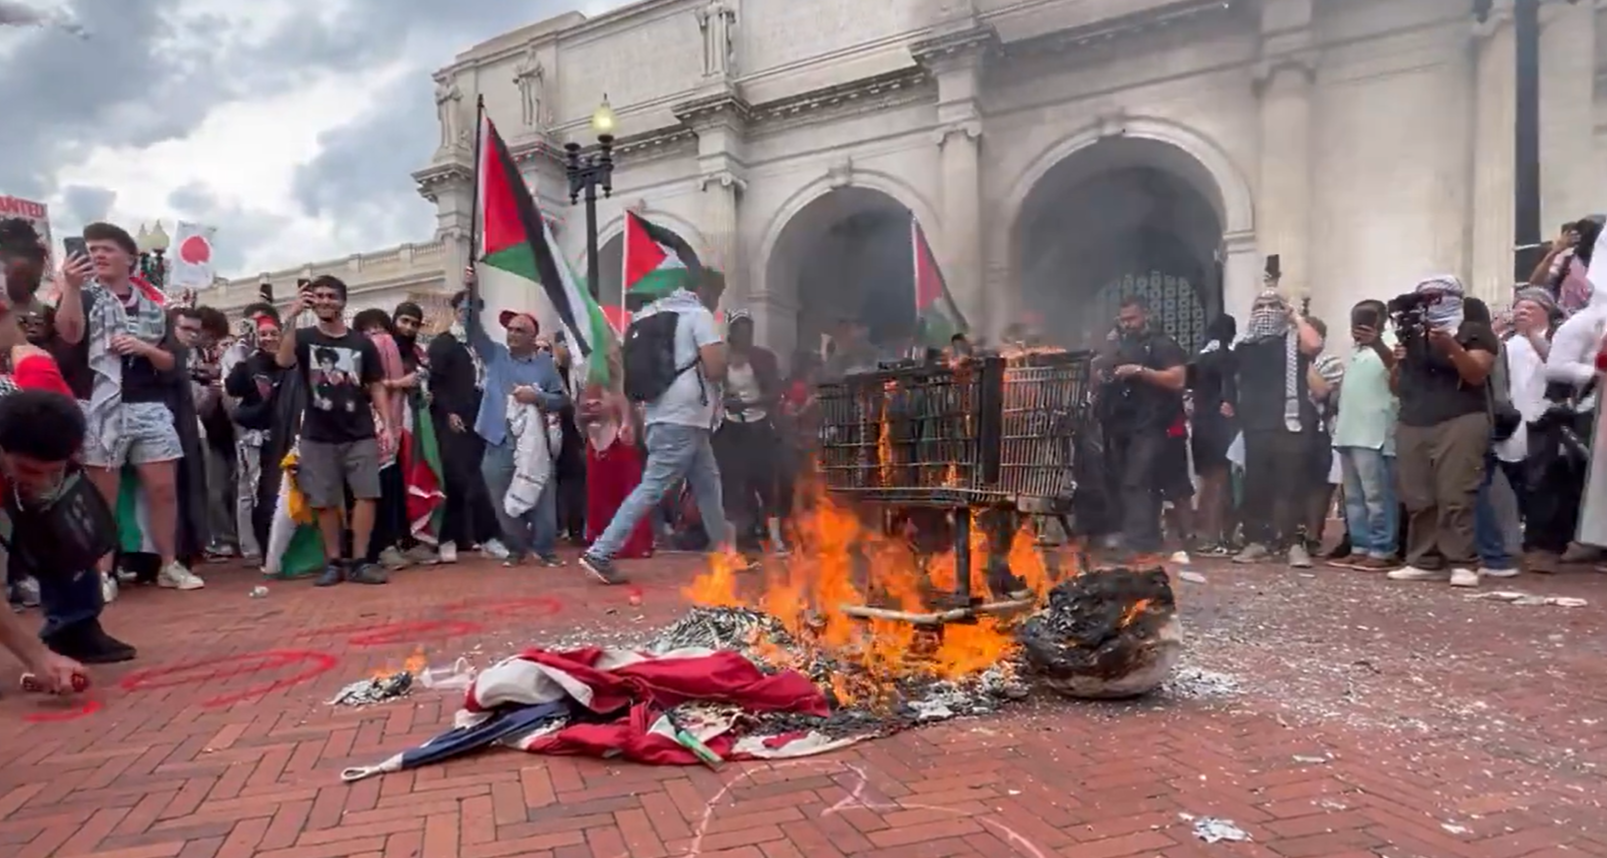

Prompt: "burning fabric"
[1017,566,1183,698]
[328,671,414,707]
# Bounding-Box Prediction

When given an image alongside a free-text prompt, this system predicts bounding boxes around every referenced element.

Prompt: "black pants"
[1243,429,1309,548]
[555,436,587,542]
[713,419,779,550]
[1522,416,1589,554]
[436,421,495,547]
[366,463,409,561]
[1109,427,1166,553]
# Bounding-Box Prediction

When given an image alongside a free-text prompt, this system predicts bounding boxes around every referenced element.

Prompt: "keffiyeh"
[1415,274,1466,331]
[1245,291,1301,432]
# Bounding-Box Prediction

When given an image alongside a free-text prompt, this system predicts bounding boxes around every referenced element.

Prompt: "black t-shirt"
[1398,320,1500,427]
[1232,338,1318,433]
[1103,330,1188,432]
[294,327,383,443]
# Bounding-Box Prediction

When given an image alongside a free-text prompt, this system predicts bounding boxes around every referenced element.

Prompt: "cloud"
[2,0,632,277]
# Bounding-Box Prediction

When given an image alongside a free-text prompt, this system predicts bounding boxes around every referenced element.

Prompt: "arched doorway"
[1015,137,1226,353]
[765,187,917,362]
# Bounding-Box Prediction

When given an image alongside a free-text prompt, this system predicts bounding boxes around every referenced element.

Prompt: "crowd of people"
[1097,216,1607,584]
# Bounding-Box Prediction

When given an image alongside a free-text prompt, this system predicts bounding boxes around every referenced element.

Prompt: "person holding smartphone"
[1330,300,1400,570]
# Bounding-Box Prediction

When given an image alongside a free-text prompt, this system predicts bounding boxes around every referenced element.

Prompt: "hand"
[287,290,311,318]
[1352,325,1377,346]
[512,385,541,406]
[1113,364,1143,380]
[57,253,93,291]
[377,425,394,455]
[462,266,477,288]
[1558,227,1579,249]
[1427,327,1459,353]
[108,334,144,356]
[26,650,87,695]
[447,413,465,433]
[1219,402,1235,418]
[1393,344,1407,363]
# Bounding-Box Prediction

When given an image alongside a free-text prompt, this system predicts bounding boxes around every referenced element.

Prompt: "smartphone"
[1264,254,1282,282]
[258,281,273,303]
[63,236,88,261]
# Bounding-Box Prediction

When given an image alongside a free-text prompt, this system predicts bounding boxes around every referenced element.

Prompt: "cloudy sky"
[1,0,626,280]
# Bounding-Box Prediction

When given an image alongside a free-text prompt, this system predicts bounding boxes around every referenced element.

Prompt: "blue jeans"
[36,569,104,640]
[591,423,729,562]
[480,440,558,559]
[1475,454,1515,569]
[1338,447,1398,559]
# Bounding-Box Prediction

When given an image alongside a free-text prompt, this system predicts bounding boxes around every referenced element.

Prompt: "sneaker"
[348,562,390,585]
[1287,543,1313,569]
[439,542,459,564]
[378,547,410,570]
[314,563,343,587]
[1323,541,1353,561]
[1195,541,1232,558]
[1524,551,1561,574]
[1387,565,1448,582]
[534,554,565,567]
[1449,567,1481,588]
[1169,550,1191,564]
[579,553,627,585]
[44,620,136,665]
[1232,543,1271,564]
[1561,542,1602,564]
[403,544,440,566]
[482,539,511,560]
[1351,556,1398,572]
[158,562,205,591]
[1482,564,1519,579]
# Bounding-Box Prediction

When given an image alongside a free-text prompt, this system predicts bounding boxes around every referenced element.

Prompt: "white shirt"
[1545,305,1606,412]
[1496,332,1549,462]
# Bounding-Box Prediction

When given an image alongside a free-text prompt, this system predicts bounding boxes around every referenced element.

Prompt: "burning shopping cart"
[813,351,1096,628]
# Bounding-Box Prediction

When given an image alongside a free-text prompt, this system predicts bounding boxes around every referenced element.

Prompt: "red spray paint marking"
[343,620,483,647]
[24,699,102,723]
[118,649,339,709]
[444,596,563,620]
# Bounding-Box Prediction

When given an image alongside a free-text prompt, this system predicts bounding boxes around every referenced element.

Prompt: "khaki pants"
[1396,411,1490,568]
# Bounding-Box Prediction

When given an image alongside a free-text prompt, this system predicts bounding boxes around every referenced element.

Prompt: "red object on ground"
[467,647,829,766]
[19,671,89,693]
[585,438,654,559]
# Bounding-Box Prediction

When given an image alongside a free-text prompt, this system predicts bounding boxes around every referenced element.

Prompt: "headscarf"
[1513,286,1557,316]
[1415,274,1465,331]
[1245,291,1288,342]
[1198,314,1236,355]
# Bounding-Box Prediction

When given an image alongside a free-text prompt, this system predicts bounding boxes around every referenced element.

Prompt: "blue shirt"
[467,317,568,447]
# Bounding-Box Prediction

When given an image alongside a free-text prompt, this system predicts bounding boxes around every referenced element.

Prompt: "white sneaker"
[100,572,119,604]
[482,539,511,560]
[439,541,459,564]
[1482,565,1519,579]
[1449,567,1481,588]
[158,562,205,591]
[1170,550,1191,564]
[1387,565,1447,582]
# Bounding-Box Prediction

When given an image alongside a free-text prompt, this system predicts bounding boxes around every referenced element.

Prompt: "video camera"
[1387,291,1428,343]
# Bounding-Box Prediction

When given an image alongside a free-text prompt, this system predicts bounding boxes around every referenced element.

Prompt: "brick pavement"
[2,551,1605,858]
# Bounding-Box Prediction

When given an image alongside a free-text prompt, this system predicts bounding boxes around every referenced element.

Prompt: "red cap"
[498,310,539,330]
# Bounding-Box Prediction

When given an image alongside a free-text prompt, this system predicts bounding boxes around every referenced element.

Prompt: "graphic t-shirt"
[294,327,383,443]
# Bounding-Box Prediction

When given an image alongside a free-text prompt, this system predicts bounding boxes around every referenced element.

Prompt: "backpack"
[622,311,700,403]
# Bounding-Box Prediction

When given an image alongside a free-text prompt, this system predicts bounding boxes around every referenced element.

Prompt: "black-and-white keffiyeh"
[448,320,486,390]
[1246,290,1301,431]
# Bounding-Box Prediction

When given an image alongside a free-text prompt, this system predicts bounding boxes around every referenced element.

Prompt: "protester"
[275,275,392,587]
[579,269,730,584]
[551,331,588,545]
[1096,296,1187,564]
[459,270,570,568]
[426,290,502,563]
[224,305,284,557]
[1187,315,1237,555]
[53,222,201,591]
[579,383,653,559]
[1231,291,1325,567]
[1330,299,1400,570]
[714,310,783,553]
[353,308,429,570]
[388,301,443,564]
[1388,275,1499,587]
[1302,317,1345,553]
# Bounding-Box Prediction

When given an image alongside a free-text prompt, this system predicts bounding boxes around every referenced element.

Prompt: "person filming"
[1387,275,1498,588]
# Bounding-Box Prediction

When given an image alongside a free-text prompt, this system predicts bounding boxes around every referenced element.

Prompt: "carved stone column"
[912,23,996,339]
[1470,1,1517,299]
[675,86,753,322]
[411,160,475,295]
[1539,0,1596,230]
[1252,0,1316,304]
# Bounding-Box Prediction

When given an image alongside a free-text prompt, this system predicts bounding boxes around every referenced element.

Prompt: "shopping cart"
[813,351,1096,626]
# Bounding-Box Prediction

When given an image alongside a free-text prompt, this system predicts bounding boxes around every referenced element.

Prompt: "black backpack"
[622,311,700,403]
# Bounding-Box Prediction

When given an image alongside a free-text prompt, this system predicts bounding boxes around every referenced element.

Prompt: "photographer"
[1387,276,1498,588]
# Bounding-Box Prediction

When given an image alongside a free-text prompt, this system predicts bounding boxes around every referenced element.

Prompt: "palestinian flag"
[911,218,967,346]
[622,211,702,301]
[402,394,446,542]
[476,111,613,376]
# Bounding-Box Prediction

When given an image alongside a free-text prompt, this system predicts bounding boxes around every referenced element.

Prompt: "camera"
[1387,292,1428,342]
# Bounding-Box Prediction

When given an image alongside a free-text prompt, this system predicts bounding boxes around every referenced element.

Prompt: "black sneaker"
[314,563,344,587]
[347,562,389,585]
[44,620,137,664]
[535,554,565,567]
[578,553,627,585]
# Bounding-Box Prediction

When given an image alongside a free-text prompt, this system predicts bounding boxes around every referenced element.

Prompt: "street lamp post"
[1511,0,1542,283]
[565,97,618,300]
[137,221,170,290]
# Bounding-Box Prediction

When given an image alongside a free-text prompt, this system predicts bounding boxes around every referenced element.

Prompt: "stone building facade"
[407,0,1603,358]
[211,239,453,329]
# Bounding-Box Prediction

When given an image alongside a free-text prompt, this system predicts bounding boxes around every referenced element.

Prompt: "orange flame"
[372,647,428,681]
[685,497,1075,707]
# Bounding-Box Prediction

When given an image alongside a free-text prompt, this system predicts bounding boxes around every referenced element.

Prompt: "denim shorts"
[79,400,184,468]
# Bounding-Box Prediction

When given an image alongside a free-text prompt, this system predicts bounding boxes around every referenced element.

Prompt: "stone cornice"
[1251,50,1317,96]
[412,161,472,203]
[1000,0,1241,60]
[910,22,1000,71]
[933,120,982,146]
[748,67,931,132]
[672,87,754,130]
[697,169,748,193]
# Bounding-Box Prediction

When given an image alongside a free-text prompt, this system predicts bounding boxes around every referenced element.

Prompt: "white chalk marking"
[683,758,1047,857]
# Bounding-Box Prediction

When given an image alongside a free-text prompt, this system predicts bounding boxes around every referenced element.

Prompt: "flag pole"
[467,95,486,317]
